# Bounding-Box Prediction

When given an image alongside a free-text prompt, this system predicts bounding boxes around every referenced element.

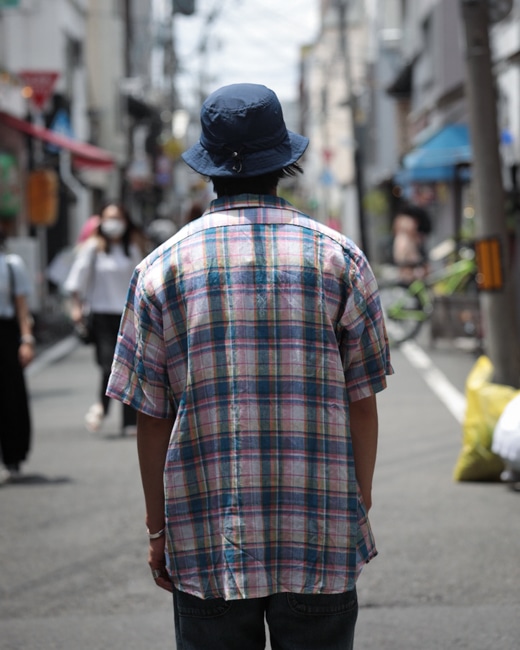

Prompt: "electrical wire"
[174,0,319,103]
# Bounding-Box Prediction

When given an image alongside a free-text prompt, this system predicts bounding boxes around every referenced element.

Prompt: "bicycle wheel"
[378,282,427,345]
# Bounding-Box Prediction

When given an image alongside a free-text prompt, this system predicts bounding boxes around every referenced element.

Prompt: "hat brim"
[181,130,309,178]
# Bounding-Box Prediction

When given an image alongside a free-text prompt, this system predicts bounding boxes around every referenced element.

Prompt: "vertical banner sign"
[18,70,59,111]
[26,169,59,227]
[474,236,504,291]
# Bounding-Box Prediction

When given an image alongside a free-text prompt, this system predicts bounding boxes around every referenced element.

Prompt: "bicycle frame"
[379,253,478,344]
[429,258,477,296]
[406,257,476,308]
[385,280,430,323]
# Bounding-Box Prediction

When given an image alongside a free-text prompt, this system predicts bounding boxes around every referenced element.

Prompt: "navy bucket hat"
[181,83,309,178]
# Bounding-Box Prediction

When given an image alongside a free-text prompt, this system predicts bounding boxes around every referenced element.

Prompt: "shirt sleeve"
[339,251,393,402]
[7,254,31,297]
[63,241,96,298]
[106,263,175,419]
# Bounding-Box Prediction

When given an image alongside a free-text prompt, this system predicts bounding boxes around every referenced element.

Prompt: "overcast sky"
[173,0,320,107]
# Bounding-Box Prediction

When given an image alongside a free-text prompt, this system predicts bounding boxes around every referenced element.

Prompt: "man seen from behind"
[107,83,393,650]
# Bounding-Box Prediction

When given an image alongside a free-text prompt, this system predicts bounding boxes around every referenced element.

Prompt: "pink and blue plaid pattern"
[107,195,392,600]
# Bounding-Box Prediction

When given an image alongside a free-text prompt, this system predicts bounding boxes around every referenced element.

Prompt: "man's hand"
[148,536,173,593]
[137,411,175,593]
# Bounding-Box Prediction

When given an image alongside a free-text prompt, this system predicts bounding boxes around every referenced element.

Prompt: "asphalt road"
[1,335,519,649]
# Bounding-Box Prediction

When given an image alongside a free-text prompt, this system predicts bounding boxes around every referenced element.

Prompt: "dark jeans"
[173,587,358,650]
[92,313,136,428]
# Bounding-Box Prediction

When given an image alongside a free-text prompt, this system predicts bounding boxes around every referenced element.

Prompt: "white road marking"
[401,340,467,423]
[27,336,78,378]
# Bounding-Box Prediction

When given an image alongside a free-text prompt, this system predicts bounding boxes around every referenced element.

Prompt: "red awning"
[0,111,115,170]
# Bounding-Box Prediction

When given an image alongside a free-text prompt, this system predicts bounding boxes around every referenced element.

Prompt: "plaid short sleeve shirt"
[107,194,392,600]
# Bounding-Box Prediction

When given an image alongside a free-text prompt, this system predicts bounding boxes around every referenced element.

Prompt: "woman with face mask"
[64,201,146,434]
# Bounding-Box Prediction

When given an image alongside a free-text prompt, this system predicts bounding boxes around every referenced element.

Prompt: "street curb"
[27,335,79,378]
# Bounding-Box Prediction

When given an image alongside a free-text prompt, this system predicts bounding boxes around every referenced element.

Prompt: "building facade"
[0,0,179,314]
[301,0,370,244]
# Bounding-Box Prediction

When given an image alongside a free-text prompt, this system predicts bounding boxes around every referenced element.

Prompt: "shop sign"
[26,168,59,226]
[46,108,74,153]
[0,0,21,8]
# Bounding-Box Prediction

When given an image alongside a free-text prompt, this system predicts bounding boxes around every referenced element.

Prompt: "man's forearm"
[137,411,174,532]
[350,394,378,511]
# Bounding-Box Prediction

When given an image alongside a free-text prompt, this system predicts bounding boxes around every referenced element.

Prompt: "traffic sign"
[18,70,59,111]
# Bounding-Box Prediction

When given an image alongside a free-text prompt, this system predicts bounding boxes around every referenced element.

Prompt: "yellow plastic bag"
[453,356,519,481]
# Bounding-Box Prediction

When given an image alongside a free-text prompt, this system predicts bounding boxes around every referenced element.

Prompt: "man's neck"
[216,188,278,199]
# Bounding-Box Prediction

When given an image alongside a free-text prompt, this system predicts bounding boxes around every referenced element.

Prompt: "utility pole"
[459,0,520,387]
[336,0,370,258]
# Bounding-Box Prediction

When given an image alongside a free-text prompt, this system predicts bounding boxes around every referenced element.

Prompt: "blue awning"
[395,124,472,184]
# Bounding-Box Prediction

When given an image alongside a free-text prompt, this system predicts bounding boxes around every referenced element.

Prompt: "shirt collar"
[207,194,292,214]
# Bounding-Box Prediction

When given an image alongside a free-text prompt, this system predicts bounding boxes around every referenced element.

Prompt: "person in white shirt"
[65,201,145,434]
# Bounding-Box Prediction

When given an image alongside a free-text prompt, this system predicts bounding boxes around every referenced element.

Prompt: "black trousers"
[0,319,31,467]
[91,313,136,428]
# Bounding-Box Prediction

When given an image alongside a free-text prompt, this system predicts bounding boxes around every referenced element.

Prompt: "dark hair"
[97,200,135,256]
[395,202,432,235]
[186,202,204,224]
[210,162,303,197]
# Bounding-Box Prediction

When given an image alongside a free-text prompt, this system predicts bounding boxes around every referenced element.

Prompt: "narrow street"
[1,336,519,650]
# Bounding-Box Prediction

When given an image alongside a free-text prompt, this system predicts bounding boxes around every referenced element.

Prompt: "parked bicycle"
[377,240,481,346]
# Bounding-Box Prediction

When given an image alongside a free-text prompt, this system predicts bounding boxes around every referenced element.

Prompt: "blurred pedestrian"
[392,202,432,281]
[108,83,392,649]
[0,221,34,482]
[46,215,102,289]
[64,201,145,435]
